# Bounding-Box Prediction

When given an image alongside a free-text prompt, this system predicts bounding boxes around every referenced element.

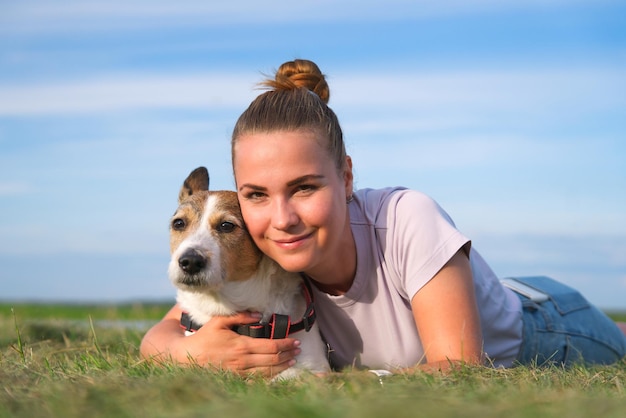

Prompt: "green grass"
[0,301,172,321]
[606,310,626,323]
[1,304,625,417]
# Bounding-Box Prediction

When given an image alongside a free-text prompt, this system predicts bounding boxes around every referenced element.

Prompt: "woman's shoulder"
[352,186,456,229]
[354,187,443,214]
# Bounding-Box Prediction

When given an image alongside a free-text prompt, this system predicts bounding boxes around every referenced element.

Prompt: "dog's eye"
[217,221,236,233]
[172,218,186,230]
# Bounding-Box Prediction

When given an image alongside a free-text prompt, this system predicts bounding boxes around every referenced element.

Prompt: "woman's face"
[233,129,353,277]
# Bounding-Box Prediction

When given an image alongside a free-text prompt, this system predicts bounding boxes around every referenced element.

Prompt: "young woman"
[141,59,626,377]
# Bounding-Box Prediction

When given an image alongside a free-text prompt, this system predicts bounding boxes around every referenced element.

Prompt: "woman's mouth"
[271,233,312,250]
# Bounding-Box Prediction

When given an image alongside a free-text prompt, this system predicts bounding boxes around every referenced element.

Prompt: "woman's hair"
[231,59,347,171]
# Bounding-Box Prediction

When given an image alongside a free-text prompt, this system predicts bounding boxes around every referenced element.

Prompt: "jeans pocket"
[513,276,589,315]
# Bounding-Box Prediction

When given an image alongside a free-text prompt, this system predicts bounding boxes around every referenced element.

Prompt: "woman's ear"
[344,155,354,198]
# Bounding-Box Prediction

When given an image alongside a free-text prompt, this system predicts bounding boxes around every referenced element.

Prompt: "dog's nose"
[178,249,206,274]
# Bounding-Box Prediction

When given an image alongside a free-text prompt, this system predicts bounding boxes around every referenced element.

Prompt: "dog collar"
[179,277,317,339]
[180,311,203,334]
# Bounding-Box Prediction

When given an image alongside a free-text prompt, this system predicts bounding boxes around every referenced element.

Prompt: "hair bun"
[261,59,330,104]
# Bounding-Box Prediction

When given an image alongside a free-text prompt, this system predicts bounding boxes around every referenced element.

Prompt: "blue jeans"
[512,276,626,367]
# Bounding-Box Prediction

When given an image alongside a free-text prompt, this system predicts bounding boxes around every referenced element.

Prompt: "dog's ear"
[179,167,209,202]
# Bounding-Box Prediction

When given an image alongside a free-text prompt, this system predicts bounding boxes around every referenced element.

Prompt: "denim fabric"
[512,276,626,367]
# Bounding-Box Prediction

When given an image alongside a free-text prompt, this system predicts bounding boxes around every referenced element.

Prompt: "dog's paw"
[271,367,302,381]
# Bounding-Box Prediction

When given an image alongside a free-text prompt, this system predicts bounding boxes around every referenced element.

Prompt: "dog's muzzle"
[178,248,207,275]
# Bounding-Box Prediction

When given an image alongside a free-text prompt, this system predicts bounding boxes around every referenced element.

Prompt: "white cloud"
[351,134,537,170]
[0,72,259,116]
[1,67,623,117]
[332,68,626,111]
[0,182,35,196]
[3,0,617,33]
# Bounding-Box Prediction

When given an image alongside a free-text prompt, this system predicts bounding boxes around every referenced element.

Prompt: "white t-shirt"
[311,187,523,370]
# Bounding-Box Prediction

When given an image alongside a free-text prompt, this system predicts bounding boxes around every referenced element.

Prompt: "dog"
[168,166,330,379]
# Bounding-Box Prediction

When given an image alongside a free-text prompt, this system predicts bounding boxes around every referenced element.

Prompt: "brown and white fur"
[168,166,330,379]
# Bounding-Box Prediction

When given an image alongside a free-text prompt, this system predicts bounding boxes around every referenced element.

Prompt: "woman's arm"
[139,303,302,378]
[409,248,484,372]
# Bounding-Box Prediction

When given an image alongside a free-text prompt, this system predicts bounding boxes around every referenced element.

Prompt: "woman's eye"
[296,184,317,194]
[217,222,236,233]
[244,191,266,201]
[172,218,186,230]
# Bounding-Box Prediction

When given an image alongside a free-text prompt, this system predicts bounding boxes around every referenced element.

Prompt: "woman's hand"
[140,305,301,378]
[410,248,484,371]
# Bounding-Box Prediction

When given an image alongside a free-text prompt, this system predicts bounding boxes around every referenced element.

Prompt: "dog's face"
[168,167,263,292]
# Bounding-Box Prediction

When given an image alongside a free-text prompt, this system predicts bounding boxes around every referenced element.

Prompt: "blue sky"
[1,0,625,308]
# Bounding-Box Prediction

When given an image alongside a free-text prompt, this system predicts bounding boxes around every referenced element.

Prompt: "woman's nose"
[271,198,299,230]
